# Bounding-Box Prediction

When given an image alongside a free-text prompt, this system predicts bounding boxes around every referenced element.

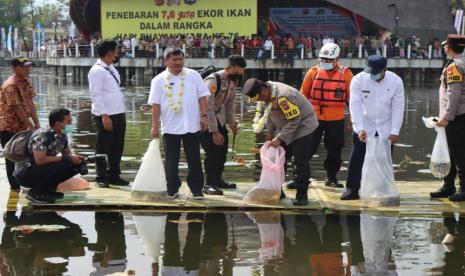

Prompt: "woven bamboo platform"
[4,181,464,215]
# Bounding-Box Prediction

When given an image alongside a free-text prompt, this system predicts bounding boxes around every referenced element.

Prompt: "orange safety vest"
[309,66,349,121]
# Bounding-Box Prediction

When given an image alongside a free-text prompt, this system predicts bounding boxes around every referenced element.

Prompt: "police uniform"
[438,35,465,201]
[200,70,237,194]
[244,79,319,205]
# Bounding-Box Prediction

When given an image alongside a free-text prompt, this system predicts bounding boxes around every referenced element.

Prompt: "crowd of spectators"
[34,33,445,60]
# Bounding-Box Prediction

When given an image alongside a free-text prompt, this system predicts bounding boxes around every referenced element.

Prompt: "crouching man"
[15,108,84,204]
[243,78,319,206]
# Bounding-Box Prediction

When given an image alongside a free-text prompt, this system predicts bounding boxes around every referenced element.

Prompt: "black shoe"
[47,190,64,200]
[430,183,456,198]
[325,177,344,188]
[26,192,55,204]
[202,185,224,195]
[449,191,465,202]
[286,181,297,189]
[340,189,360,200]
[293,185,309,206]
[217,180,237,189]
[108,176,130,186]
[293,197,309,206]
[96,181,110,188]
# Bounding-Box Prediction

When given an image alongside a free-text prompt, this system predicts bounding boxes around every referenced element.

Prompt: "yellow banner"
[101,0,257,39]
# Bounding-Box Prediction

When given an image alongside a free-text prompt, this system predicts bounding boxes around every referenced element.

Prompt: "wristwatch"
[201,114,208,118]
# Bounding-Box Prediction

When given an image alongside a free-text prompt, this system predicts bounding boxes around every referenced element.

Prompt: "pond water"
[0,68,460,276]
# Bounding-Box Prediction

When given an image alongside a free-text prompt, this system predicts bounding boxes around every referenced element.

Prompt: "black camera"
[76,154,108,176]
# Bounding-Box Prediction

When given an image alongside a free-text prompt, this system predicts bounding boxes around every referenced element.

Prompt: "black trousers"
[163,132,204,195]
[444,157,458,185]
[92,113,126,180]
[17,160,78,194]
[0,131,19,189]
[200,123,228,187]
[345,132,394,192]
[308,120,345,177]
[283,133,313,187]
[446,113,465,187]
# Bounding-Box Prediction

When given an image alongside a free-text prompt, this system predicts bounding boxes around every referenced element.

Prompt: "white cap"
[319,43,340,59]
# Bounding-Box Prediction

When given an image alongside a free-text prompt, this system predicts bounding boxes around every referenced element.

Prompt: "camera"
[76,154,108,176]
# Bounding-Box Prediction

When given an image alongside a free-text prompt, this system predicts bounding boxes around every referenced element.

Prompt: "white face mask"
[319,62,334,71]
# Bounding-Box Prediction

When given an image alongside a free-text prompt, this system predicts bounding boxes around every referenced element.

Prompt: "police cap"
[441,34,465,51]
[243,78,267,103]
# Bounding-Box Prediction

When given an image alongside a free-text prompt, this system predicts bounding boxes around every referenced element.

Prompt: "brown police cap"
[243,78,266,103]
[441,34,465,47]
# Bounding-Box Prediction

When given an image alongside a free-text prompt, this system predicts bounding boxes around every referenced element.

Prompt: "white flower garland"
[252,82,277,133]
[165,71,186,112]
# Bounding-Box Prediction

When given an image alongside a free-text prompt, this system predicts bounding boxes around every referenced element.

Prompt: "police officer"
[201,55,247,195]
[300,43,353,189]
[243,78,319,206]
[435,34,465,202]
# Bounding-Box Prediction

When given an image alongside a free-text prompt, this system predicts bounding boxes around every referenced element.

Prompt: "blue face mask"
[63,124,75,134]
[319,62,334,71]
[370,73,382,81]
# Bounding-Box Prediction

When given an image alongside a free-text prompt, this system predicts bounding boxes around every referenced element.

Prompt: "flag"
[455,9,464,34]
[14,27,18,52]
[7,25,12,53]
[1,28,5,50]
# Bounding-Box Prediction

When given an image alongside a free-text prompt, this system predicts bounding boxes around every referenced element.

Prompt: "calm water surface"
[0,68,461,275]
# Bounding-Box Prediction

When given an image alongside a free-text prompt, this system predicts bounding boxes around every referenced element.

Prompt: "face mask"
[370,73,382,81]
[319,62,334,71]
[63,124,75,134]
[113,55,120,64]
[228,74,242,81]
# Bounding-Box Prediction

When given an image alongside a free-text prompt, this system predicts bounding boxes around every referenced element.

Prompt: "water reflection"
[0,209,463,275]
[90,212,127,275]
[1,211,86,275]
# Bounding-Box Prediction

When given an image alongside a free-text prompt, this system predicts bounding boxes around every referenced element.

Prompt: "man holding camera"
[15,108,84,204]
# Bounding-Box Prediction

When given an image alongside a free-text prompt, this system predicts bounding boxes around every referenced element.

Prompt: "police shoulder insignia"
[210,84,217,94]
[278,97,300,120]
[447,63,464,84]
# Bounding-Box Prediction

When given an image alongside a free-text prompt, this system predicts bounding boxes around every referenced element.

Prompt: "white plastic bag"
[243,141,285,205]
[247,212,284,262]
[422,116,451,178]
[132,139,167,197]
[360,137,400,206]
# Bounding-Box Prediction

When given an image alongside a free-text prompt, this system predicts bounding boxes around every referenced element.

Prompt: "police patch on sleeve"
[278,97,300,120]
[210,84,217,94]
[447,63,464,84]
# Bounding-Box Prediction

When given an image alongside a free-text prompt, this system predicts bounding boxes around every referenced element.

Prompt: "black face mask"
[228,74,242,82]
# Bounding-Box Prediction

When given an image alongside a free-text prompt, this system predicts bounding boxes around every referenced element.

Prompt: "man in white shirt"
[88,40,128,188]
[341,55,405,200]
[149,47,210,200]
[264,37,274,58]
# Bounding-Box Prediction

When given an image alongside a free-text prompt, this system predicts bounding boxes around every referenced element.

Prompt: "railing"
[4,43,443,60]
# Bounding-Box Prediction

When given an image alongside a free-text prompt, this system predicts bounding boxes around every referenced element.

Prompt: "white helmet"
[319,43,340,59]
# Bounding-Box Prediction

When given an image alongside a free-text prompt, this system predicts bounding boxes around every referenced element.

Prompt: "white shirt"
[148,68,210,135]
[350,71,405,139]
[264,40,273,50]
[131,37,139,48]
[88,59,126,116]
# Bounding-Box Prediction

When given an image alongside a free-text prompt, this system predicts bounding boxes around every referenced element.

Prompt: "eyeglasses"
[320,58,335,62]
